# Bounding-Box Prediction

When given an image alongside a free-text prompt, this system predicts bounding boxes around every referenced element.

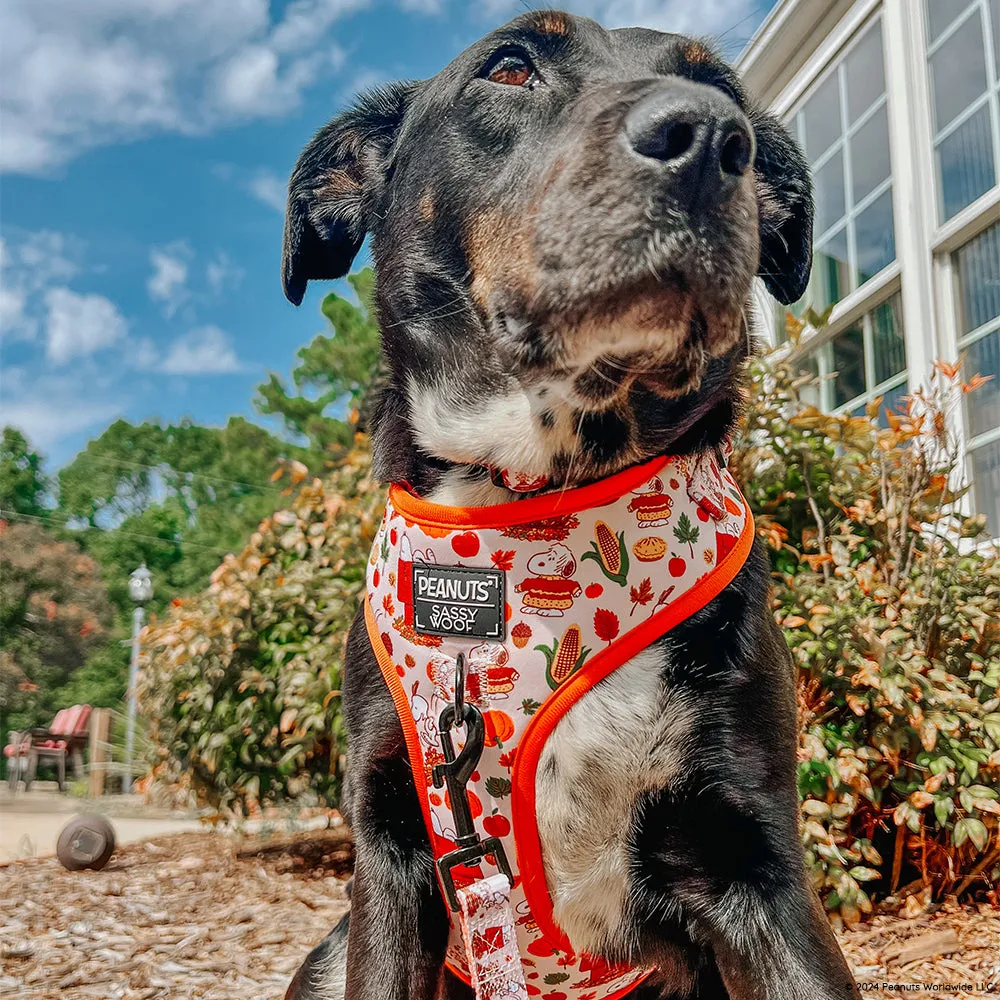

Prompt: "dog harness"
[365,448,754,1000]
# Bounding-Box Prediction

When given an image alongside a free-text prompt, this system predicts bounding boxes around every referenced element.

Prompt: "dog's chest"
[535,646,694,958]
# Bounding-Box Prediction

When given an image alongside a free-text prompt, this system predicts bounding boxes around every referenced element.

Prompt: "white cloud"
[0,286,27,336]
[0,0,370,173]
[1,232,85,340]
[129,337,162,371]
[247,169,287,212]
[147,243,191,315]
[160,325,244,374]
[1,380,123,452]
[45,287,129,364]
[398,0,443,13]
[206,251,245,293]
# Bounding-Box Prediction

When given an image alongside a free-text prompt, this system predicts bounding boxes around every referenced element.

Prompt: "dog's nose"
[625,83,754,208]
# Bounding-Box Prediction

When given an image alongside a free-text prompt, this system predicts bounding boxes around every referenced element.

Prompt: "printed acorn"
[536,624,592,689]
[511,621,532,648]
[582,520,630,586]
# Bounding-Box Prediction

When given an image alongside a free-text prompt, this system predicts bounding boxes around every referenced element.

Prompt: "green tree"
[0,427,50,518]
[0,520,113,730]
[255,268,383,452]
[58,416,319,612]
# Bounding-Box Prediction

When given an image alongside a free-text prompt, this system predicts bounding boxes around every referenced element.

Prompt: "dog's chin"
[555,300,745,406]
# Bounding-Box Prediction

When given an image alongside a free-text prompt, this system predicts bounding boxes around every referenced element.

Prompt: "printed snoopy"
[514,543,582,617]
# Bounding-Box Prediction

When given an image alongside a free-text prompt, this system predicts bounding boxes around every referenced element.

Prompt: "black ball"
[56,814,116,871]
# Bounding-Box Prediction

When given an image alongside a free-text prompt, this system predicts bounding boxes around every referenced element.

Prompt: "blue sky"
[1,0,775,469]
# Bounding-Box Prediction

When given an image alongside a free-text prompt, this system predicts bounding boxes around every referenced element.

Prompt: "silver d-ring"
[453,652,466,726]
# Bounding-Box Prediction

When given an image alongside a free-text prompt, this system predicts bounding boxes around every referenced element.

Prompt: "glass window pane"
[808,227,851,312]
[928,10,988,130]
[877,381,909,428]
[926,1,976,43]
[992,0,1000,76]
[814,149,847,234]
[851,105,892,204]
[956,222,1000,334]
[802,74,842,161]
[970,438,1000,537]
[854,189,896,285]
[938,104,997,219]
[832,325,867,407]
[846,23,886,123]
[964,330,1000,438]
[872,294,907,384]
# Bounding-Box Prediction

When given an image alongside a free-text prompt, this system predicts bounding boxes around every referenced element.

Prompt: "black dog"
[282,10,858,1000]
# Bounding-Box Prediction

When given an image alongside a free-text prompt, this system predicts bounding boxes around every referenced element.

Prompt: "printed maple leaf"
[593,608,620,644]
[484,776,512,798]
[382,593,396,615]
[491,548,516,571]
[672,512,700,557]
[629,577,654,616]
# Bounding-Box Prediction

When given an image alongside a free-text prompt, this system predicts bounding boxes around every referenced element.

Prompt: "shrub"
[734,332,1000,927]
[141,324,1000,926]
[139,441,383,817]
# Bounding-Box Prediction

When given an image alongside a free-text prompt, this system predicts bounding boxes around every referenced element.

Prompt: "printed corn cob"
[536,624,592,690]
[581,520,630,586]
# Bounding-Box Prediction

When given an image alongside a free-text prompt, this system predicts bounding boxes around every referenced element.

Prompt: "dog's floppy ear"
[282,82,417,305]
[751,111,814,305]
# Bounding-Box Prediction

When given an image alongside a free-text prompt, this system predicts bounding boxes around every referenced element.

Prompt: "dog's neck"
[371,366,742,508]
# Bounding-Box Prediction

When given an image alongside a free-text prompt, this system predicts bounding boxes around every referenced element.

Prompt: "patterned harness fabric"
[364,449,754,1000]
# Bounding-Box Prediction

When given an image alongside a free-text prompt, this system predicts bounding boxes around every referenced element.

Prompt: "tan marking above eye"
[420,190,435,221]
[682,42,715,65]
[533,11,570,36]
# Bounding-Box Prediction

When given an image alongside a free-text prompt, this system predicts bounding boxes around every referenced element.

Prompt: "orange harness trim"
[364,449,753,998]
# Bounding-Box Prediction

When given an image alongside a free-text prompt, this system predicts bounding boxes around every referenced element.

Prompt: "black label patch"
[411,562,505,640]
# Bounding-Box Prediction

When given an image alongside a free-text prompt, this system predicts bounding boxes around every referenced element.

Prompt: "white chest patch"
[535,647,696,958]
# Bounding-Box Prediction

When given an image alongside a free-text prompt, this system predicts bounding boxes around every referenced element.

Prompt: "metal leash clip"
[433,653,514,911]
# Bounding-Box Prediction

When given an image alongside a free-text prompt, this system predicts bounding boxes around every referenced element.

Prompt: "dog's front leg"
[341,617,458,1000]
[344,760,450,999]
[695,882,860,1000]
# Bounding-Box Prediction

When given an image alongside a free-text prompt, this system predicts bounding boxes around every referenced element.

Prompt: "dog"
[281,10,859,1000]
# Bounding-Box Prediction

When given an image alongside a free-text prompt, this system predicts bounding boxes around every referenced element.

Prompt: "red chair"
[4,705,92,792]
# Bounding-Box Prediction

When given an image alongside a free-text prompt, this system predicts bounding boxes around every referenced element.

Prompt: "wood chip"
[884,929,962,964]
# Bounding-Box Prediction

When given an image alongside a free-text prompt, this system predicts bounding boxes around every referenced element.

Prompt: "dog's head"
[283,10,812,492]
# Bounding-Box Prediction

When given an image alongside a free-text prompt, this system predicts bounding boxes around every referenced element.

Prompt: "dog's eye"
[705,74,741,105]
[483,48,536,87]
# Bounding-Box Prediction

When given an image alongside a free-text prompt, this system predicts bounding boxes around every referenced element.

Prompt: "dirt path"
[2,828,998,999]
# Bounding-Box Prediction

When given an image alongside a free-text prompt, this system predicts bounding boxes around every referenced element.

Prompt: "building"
[738,0,1000,536]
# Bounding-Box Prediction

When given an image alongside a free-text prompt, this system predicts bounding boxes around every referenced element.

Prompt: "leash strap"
[457,873,529,1000]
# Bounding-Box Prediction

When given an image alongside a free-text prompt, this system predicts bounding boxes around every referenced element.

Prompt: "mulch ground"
[0,827,353,1000]
[2,827,999,999]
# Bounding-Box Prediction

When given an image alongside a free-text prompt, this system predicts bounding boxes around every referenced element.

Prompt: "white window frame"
[748,0,1000,537]
[798,291,908,418]
[924,0,1000,224]
[919,0,1000,529]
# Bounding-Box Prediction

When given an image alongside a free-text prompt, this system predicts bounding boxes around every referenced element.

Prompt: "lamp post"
[124,564,153,793]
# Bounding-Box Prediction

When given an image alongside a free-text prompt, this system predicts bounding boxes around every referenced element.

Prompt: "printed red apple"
[668,555,686,577]
[584,583,603,599]
[482,813,511,837]
[451,531,480,557]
